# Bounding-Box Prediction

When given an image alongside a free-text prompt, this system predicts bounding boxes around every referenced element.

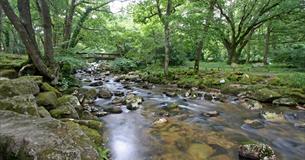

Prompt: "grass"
[139,61,305,89]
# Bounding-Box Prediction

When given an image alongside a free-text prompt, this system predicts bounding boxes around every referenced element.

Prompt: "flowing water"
[76,64,305,160]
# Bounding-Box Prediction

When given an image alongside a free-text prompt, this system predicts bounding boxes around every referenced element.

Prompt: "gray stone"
[0,110,100,160]
[0,94,39,116]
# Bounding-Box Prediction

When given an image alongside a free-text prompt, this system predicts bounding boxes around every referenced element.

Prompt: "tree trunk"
[227,46,237,65]
[0,0,55,80]
[194,40,203,73]
[0,6,3,51]
[17,0,37,49]
[62,0,76,49]
[263,23,271,65]
[37,0,55,65]
[164,22,170,76]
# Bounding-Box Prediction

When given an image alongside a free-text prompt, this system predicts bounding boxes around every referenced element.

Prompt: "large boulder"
[0,69,17,78]
[36,92,58,110]
[98,87,112,99]
[248,88,281,102]
[41,82,61,97]
[125,93,143,110]
[0,110,100,160]
[50,95,80,119]
[0,94,39,116]
[0,77,40,99]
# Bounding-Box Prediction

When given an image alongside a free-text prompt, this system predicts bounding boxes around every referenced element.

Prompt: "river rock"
[50,95,80,119]
[111,97,125,104]
[89,81,104,87]
[153,118,168,125]
[125,93,143,110]
[187,143,215,159]
[0,76,40,99]
[113,91,125,97]
[164,103,179,110]
[261,112,285,122]
[101,106,122,114]
[204,93,213,101]
[163,91,177,97]
[239,143,277,160]
[36,92,58,110]
[98,87,112,99]
[244,119,265,129]
[82,88,98,103]
[241,98,263,110]
[0,94,39,116]
[272,97,297,106]
[202,111,219,117]
[0,110,100,160]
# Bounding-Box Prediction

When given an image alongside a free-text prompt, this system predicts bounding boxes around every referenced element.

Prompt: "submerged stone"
[272,97,297,106]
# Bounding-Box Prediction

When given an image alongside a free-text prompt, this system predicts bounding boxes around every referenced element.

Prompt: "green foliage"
[55,52,87,74]
[277,73,305,88]
[110,58,138,73]
[272,44,305,68]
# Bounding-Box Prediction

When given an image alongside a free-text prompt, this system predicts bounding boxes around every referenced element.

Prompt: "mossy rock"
[50,104,79,119]
[41,82,61,97]
[57,95,82,111]
[80,125,103,145]
[36,92,58,110]
[37,106,51,118]
[0,69,17,79]
[249,88,281,102]
[0,110,100,160]
[17,76,43,85]
[0,77,40,98]
[0,54,28,70]
[0,94,39,116]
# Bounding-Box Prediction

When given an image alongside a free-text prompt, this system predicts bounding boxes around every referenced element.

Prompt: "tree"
[0,0,58,81]
[214,0,299,64]
[193,0,215,73]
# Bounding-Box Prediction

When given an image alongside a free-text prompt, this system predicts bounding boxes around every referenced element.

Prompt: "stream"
[76,63,305,160]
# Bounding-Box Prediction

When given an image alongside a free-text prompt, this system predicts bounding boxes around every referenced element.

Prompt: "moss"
[17,76,43,85]
[80,125,102,145]
[41,83,61,97]
[0,78,40,98]
[0,95,39,116]
[0,69,17,79]
[0,54,28,70]
[36,92,58,109]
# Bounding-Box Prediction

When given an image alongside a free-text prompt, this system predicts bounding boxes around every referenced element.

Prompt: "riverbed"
[76,64,305,160]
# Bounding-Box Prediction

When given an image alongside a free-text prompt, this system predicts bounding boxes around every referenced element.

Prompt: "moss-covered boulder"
[0,94,39,116]
[36,92,58,110]
[37,106,51,118]
[17,76,43,85]
[0,110,100,160]
[272,97,297,106]
[0,77,40,99]
[0,69,17,78]
[0,54,28,70]
[41,82,61,97]
[80,125,103,145]
[50,95,80,119]
[248,88,281,102]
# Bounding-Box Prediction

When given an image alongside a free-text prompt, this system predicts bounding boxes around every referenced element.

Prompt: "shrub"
[110,58,138,73]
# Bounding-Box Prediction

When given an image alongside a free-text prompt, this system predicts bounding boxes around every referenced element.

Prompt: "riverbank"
[0,54,108,159]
